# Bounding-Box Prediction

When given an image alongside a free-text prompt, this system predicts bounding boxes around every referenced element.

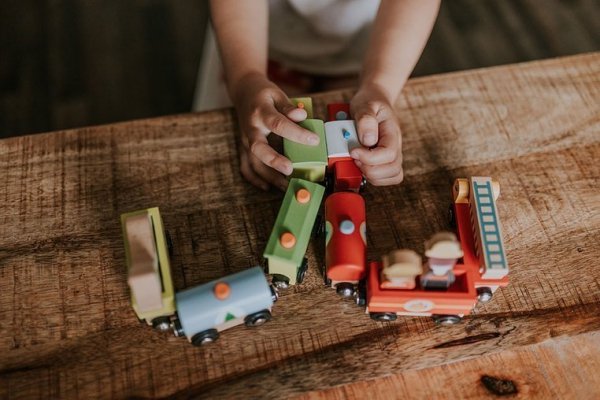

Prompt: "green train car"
[263,178,325,288]
[283,118,328,183]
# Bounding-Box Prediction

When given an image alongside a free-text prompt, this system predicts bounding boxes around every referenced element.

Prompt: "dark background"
[1,0,598,138]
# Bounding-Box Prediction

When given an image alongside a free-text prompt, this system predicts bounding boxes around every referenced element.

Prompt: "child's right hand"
[231,73,321,191]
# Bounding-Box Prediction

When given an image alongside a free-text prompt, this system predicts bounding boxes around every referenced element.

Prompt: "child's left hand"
[350,84,404,186]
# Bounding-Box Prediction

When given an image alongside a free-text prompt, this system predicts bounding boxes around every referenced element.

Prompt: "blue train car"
[173,266,277,346]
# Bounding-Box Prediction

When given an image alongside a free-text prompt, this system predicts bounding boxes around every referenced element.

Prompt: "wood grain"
[1,53,599,399]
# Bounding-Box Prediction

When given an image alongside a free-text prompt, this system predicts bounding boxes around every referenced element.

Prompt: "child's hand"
[232,73,320,191]
[350,84,403,186]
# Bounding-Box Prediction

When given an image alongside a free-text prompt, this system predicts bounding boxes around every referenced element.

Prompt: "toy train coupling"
[270,284,279,302]
[151,316,172,332]
[170,316,185,337]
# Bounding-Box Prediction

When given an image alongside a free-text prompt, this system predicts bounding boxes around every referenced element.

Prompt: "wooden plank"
[0,54,599,399]
[298,332,600,400]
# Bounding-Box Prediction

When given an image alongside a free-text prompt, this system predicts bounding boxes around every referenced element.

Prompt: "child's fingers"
[356,113,379,147]
[359,159,403,181]
[369,174,405,186]
[240,152,270,191]
[248,134,293,175]
[250,158,289,192]
[275,99,308,123]
[351,119,400,165]
[263,110,320,145]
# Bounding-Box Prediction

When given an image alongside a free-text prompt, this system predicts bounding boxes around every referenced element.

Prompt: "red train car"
[358,177,509,325]
[324,192,367,297]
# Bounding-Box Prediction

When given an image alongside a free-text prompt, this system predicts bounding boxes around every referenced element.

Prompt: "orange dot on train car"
[213,282,231,300]
[297,102,305,109]
[296,188,311,203]
[280,232,296,249]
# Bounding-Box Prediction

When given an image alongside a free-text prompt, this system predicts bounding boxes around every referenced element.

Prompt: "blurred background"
[0,0,598,138]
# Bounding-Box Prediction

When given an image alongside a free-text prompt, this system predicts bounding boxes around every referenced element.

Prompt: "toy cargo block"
[121,207,176,324]
[380,250,422,290]
[333,160,364,192]
[290,97,314,118]
[324,120,361,167]
[283,119,327,182]
[263,178,325,286]
[124,212,162,312]
[175,266,276,346]
[327,103,351,121]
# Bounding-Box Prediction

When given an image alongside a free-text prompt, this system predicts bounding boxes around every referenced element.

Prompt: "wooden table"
[1,53,599,399]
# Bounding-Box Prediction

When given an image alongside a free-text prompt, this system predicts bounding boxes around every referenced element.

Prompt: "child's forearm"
[209,0,269,102]
[360,0,440,102]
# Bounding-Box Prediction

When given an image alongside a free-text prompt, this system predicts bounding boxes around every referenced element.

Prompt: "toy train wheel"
[271,274,290,290]
[191,329,219,346]
[370,312,397,322]
[359,177,367,193]
[151,316,172,332]
[432,314,462,326]
[336,282,355,299]
[448,204,456,229]
[477,287,493,303]
[296,258,308,284]
[355,281,367,306]
[269,285,279,303]
[245,309,272,327]
[166,230,174,257]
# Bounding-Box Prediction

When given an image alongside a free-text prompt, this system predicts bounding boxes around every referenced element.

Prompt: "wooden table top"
[1,53,599,400]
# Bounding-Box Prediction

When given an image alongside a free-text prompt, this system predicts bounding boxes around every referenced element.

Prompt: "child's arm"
[350,0,440,186]
[210,0,319,191]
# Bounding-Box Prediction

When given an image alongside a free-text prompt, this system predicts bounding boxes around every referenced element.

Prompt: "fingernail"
[364,132,376,145]
[307,135,319,145]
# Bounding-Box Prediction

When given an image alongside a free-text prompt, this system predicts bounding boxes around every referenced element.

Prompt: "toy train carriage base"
[452,177,509,302]
[324,192,367,298]
[363,260,479,325]
[263,178,325,288]
[121,207,176,331]
[173,266,278,346]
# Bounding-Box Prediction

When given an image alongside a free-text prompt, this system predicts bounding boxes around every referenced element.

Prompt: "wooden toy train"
[120,98,510,346]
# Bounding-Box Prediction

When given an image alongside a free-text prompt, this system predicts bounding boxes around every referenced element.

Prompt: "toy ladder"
[471,178,508,279]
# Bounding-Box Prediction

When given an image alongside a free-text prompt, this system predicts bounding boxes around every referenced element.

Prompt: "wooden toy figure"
[121,207,176,331]
[420,232,464,290]
[380,249,422,290]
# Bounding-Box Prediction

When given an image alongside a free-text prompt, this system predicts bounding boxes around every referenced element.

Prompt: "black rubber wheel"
[296,258,308,284]
[448,204,456,229]
[269,285,279,303]
[359,176,367,193]
[432,314,462,326]
[336,282,355,298]
[166,230,174,257]
[191,329,219,346]
[151,316,172,332]
[272,274,290,290]
[370,312,397,322]
[244,309,272,327]
[477,287,494,303]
